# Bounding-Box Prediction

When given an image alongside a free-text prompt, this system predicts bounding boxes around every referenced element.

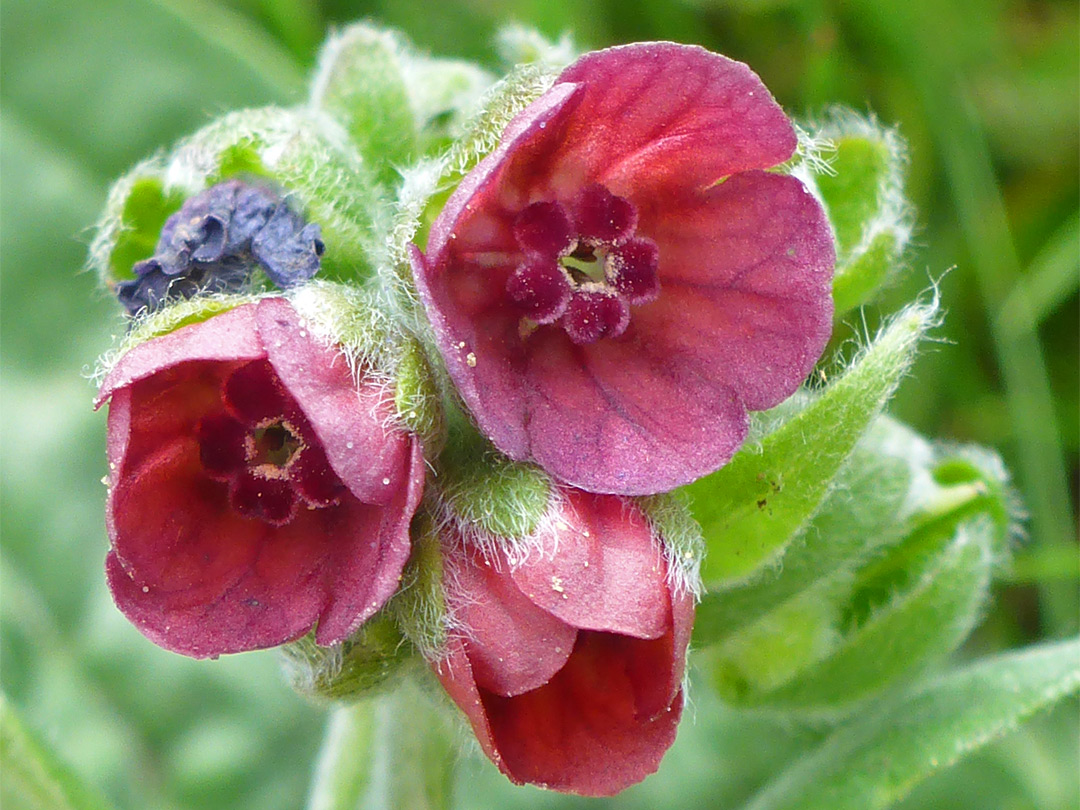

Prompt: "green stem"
[306,677,457,810]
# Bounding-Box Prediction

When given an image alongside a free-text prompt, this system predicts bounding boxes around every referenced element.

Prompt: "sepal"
[281,614,412,702]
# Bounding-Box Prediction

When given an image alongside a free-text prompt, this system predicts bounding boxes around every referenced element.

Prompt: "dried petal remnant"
[116,180,324,316]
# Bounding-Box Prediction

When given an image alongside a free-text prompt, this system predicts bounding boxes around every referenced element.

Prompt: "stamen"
[248,421,303,469]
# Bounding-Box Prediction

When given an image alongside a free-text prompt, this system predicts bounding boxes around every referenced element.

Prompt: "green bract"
[696,415,1017,716]
[686,299,938,587]
[799,110,912,315]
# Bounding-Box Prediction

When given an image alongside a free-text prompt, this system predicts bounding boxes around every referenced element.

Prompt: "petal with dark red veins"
[510,490,669,639]
[480,631,684,797]
[445,541,577,697]
[552,43,797,201]
[522,330,749,495]
[639,171,835,410]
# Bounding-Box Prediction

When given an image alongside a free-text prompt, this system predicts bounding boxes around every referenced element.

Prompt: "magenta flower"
[96,298,424,658]
[433,488,694,796]
[410,43,834,495]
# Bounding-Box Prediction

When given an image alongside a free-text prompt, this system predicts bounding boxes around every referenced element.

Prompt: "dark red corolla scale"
[96,298,425,658]
[411,42,836,495]
[433,488,694,797]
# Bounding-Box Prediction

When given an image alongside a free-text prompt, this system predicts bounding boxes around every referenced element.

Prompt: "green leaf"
[806,111,912,315]
[832,230,898,317]
[105,176,185,282]
[0,693,116,810]
[711,518,995,714]
[687,300,937,588]
[741,639,1080,810]
[693,416,914,644]
[699,416,1015,715]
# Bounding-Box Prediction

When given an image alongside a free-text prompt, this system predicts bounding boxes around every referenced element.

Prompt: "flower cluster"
[94,40,833,797]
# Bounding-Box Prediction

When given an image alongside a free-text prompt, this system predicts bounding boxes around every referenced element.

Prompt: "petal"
[108,435,257,595]
[510,490,670,638]
[479,631,685,797]
[222,359,289,424]
[254,298,409,505]
[106,430,417,657]
[423,82,583,264]
[196,412,247,478]
[551,43,797,200]
[432,638,504,769]
[522,329,749,495]
[445,540,577,697]
[112,360,237,478]
[313,436,424,644]
[639,171,835,409]
[96,302,265,408]
[409,245,533,460]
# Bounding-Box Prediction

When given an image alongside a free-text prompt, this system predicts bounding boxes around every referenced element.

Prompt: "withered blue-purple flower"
[116,179,324,315]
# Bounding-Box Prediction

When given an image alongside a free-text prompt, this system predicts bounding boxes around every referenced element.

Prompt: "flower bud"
[428,485,697,796]
[310,22,492,177]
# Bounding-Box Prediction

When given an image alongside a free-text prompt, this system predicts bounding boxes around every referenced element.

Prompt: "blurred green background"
[2,0,1076,808]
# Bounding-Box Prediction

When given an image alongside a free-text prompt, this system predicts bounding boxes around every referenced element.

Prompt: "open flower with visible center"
[410,42,835,495]
[96,298,424,658]
[433,488,694,796]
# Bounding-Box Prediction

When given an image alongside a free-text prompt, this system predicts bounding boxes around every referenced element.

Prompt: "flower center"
[196,360,345,526]
[505,184,660,345]
[249,422,302,470]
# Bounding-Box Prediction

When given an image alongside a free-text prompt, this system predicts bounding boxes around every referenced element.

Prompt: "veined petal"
[510,490,670,637]
[446,541,577,698]
[638,171,835,409]
[522,330,749,495]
